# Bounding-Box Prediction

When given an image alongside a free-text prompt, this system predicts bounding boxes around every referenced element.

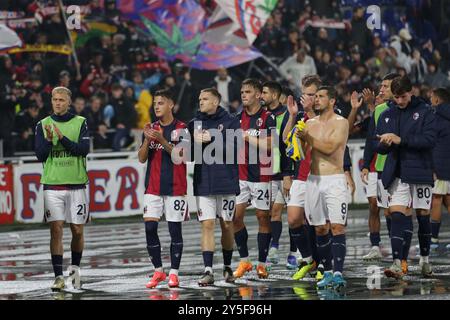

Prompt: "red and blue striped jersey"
[144,119,188,196]
[237,107,276,183]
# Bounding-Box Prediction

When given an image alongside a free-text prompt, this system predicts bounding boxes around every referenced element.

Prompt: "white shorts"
[287,180,306,208]
[271,180,289,205]
[388,178,432,210]
[376,178,389,209]
[433,179,450,195]
[196,195,236,222]
[236,180,270,210]
[44,189,89,224]
[364,172,378,198]
[305,174,348,226]
[143,194,189,222]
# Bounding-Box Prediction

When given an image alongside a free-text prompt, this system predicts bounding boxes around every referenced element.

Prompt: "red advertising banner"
[0,164,14,224]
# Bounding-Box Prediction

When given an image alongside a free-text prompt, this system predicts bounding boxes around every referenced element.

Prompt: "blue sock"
[290,226,311,259]
[145,221,162,268]
[270,221,282,248]
[417,215,431,257]
[316,233,332,271]
[257,232,271,263]
[202,251,214,268]
[331,234,346,273]
[71,251,82,267]
[234,227,249,258]
[168,222,183,270]
[431,220,441,239]
[51,255,63,277]
[308,224,319,263]
[289,228,297,252]
[390,212,406,260]
[369,232,381,247]
[401,216,413,260]
[385,216,392,238]
[222,249,233,266]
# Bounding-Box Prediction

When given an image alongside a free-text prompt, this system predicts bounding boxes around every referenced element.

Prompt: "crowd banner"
[8,44,72,55]
[13,159,197,224]
[0,164,14,225]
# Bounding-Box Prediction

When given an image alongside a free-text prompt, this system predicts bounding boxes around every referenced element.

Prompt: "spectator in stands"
[13,103,40,152]
[210,68,240,113]
[349,6,372,58]
[109,84,137,151]
[279,48,317,96]
[119,70,161,101]
[84,95,110,150]
[424,62,450,88]
[71,96,86,116]
[410,49,428,84]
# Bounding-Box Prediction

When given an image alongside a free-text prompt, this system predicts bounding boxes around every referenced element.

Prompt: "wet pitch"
[1,210,450,300]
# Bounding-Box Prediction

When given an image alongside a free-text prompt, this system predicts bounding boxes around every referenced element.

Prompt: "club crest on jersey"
[217,124,224,132]
[413,112,419,120]
[256,118,263,127]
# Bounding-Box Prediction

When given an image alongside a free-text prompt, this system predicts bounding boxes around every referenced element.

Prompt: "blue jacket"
[433,103,450,180]
[376,96,436,189]
[188,107,241,196]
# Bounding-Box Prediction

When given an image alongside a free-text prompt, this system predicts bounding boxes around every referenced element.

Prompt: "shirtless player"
[297,86,349,290]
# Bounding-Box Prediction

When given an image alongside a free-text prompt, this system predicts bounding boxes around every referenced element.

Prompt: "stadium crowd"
[1,0,450,157]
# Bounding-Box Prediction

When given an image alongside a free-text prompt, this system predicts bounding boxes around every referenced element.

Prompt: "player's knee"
[50,224,63,239]
[145,220,159,235]
[287,214,303,228]
[330,224,345,235]
[315,225,329,236]
[221,220,233,233]
[168,221,183,243]
[202,219,216,232]
[256,211,270,226]
[71,226,84,239]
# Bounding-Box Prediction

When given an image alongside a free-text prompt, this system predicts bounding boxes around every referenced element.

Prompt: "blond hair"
[52,86,72,100]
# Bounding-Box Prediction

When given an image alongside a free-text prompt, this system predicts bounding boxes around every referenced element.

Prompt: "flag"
[215,0,278,45]
[0,24,22,52]
[203,4,249,48]
[130,0,262,70]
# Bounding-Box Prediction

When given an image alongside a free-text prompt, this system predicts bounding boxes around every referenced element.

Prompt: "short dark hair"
[281,86,294,98]
[382,73,401,81]
[111,83,123,91]
[317,85,337,100]
[391,76,413,96]
[433,87,450,103]
[201,87,222,102]
[241,78,262,93]
[154,89,175,103]
[262,81,282,99]
[302,75,322,88]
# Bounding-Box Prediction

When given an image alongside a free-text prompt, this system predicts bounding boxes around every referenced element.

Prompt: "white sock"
[333,271,342,277]
[169,269,178,276]
[394,259,401,266]
[205,266,213,274]
[420,256,429,264]
[155,267,163,273]
[303,256,313,264]
[241,257,250,262]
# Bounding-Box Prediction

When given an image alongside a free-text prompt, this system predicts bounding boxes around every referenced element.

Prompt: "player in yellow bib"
[35,87,90,292]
